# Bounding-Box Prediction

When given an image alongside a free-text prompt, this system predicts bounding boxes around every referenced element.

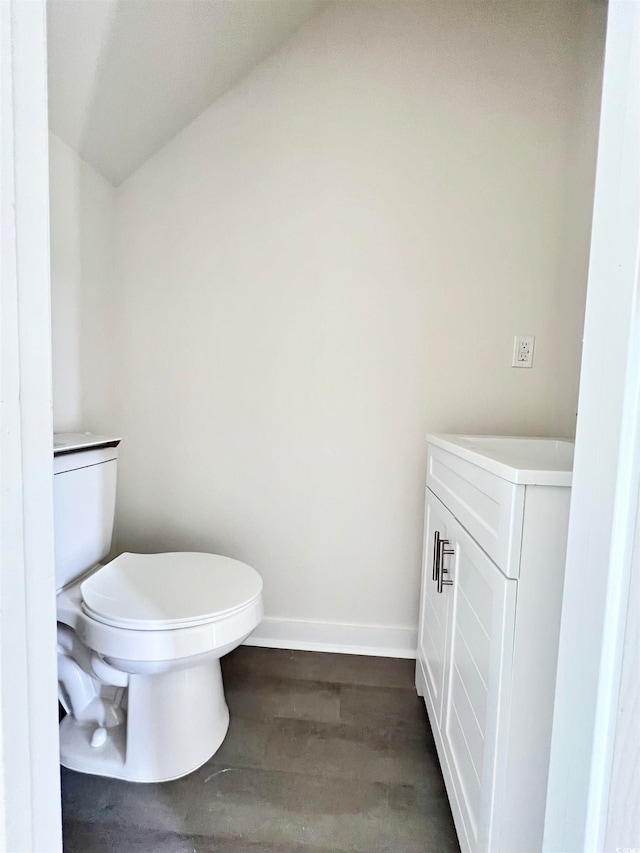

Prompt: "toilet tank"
[53,433,121,592]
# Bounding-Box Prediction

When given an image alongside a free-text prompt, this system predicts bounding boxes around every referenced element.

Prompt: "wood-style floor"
[61,646,459,852]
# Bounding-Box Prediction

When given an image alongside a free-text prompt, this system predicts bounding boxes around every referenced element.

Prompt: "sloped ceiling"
[47,0,323,186]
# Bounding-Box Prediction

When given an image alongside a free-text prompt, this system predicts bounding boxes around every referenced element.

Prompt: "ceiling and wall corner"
[47,0,324,186]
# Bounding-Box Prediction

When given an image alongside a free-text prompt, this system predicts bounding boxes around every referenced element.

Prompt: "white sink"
[427,434,574,485]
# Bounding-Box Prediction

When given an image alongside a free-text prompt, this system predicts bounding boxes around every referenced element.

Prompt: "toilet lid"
[81,552,263,630]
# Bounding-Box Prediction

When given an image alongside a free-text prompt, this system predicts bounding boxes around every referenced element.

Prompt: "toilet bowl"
[54,434,263,783]
[57,551,262,782]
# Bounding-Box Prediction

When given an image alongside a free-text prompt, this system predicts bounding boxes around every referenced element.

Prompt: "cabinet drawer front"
[427,446,525,578]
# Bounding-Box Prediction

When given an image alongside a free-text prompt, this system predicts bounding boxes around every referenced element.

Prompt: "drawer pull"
[432,531,441,581]
[437,539,454,594]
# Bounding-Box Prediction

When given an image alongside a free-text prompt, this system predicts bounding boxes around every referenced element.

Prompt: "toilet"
[54,433,263,783]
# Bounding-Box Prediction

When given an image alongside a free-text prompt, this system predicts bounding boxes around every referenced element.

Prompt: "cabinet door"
[416,489,454,733]
[440,517,517,853]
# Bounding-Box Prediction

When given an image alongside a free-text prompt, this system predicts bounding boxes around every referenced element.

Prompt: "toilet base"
[60,657,230,782]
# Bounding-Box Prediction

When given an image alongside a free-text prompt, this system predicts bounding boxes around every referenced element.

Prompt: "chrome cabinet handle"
[437,539,454,594]
[432,530,441,581]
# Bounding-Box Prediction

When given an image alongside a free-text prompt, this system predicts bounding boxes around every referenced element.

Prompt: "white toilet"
[54,433,263,783]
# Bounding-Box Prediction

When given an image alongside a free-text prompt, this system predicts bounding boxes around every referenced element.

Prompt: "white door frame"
[0,1,636,851]
[0,0,62,850]
[544,1,640,850]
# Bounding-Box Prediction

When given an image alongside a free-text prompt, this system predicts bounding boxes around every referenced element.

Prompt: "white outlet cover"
[512,335,535,368]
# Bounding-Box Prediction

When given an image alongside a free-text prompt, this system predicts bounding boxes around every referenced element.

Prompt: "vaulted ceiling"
[47,0,323,186]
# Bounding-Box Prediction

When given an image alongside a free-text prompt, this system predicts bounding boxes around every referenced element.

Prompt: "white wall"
[49,133,116,433]
[108,0,605,648]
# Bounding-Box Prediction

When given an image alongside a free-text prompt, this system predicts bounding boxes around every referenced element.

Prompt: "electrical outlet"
[512,335,535,368]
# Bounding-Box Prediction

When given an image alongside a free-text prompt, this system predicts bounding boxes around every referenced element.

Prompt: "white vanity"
[416,434,574,853]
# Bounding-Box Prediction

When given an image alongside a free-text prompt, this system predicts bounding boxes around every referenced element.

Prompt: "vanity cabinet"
[416,436,573,853]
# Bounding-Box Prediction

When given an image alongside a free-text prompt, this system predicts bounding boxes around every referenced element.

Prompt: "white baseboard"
[244,616,417,659]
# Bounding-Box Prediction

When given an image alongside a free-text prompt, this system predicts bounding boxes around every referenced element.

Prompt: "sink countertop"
[427,434,574,486]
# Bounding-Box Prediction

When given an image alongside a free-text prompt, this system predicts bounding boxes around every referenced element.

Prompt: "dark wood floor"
[61,647,459,852]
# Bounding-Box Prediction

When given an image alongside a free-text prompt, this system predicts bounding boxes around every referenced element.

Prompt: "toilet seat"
[81,552,263,631]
